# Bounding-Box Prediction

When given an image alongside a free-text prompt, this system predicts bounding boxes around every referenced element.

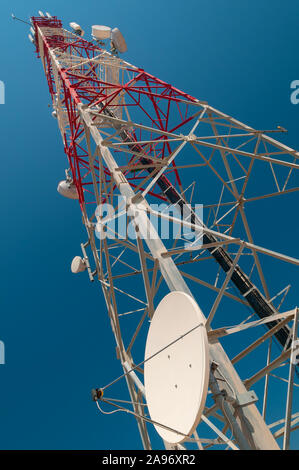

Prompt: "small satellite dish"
[45,12,52,18]
[28,34,35,44]
[92,25,111,40]
[71,256,86,274]
[30,26,35,35]
[111,27,127,53]
[144,291,209,444]
[38,11,45,18]
[69,22,85,37]
[57,180,79,200]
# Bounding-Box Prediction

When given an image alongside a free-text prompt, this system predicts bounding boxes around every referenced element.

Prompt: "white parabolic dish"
[144,291,209,444]
[92,25,111,40]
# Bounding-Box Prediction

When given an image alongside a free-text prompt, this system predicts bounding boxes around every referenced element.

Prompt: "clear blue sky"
[0,0,298,450]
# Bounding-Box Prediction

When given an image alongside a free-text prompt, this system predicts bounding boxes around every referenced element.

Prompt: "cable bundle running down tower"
[29,12,299,450]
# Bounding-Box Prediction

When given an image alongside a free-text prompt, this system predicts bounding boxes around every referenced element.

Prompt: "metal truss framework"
[31,15,299,450]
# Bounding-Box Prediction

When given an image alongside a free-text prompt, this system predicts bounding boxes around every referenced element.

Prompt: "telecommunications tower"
[27,12,298,450]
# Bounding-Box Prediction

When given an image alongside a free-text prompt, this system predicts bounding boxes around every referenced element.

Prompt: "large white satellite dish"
[144,291,209,444]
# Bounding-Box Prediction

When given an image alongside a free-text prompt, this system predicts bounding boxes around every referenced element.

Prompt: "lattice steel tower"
[28,12,298,450]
